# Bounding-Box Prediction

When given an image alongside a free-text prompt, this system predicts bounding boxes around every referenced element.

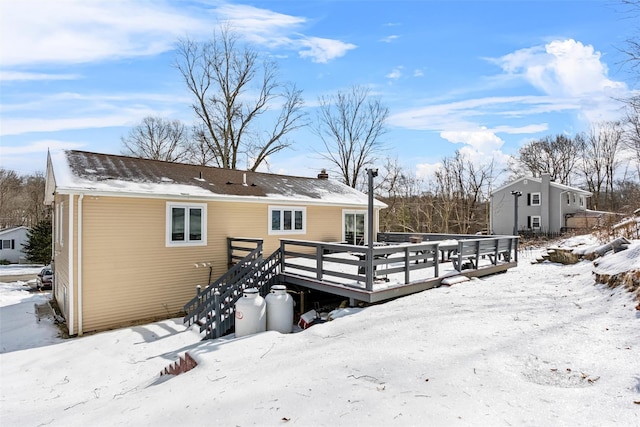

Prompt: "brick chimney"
[317,169,329,179]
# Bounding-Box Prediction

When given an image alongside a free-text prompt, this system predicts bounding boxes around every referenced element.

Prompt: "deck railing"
[227,237,264,268]
[280,234,518,291]
[280,239,440,291]
[377,232,495,243]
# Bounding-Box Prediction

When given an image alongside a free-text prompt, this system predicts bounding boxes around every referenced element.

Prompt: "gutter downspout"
[78,194,84,336]
[68,194,75,336]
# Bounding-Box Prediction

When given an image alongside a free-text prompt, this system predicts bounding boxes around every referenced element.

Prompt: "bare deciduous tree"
[515,134,584,185]
[620,0,640,73]
[121,116,191,163]
[624,101,640,179]
[23,172,46,227]
[314,85,388,188]
[376,158,426,232]
[175,27,306,171]
[0,169,22,227]
[581,121,623,210]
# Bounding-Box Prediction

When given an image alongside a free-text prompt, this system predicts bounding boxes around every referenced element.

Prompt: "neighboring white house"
[0,226,29,263]
[490,174,592,235]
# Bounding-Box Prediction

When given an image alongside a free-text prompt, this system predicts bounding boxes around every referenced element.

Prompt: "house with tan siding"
[45,150,385,336]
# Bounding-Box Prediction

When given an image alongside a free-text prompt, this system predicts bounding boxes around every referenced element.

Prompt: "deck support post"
[404,247,410,284]
[316,245,323,281]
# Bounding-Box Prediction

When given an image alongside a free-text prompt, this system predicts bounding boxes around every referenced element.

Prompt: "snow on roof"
[48,150,386,208]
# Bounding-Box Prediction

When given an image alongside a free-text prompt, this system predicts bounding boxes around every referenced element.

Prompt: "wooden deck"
[275,233,519,304]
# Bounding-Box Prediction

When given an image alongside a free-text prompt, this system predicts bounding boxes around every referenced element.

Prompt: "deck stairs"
[183,246,282,339]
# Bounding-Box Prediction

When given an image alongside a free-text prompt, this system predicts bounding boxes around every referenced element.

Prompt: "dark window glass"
[272,210,281,230]
[189,208,202,241]
[295,210,303,230]
[284,210,292,230]
[172,207,185,241]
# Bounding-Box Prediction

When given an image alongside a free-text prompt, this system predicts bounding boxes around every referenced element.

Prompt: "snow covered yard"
[1,247,639,426]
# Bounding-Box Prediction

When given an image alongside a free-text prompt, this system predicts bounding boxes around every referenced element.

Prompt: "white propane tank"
[265,285,294,333]
[234,288,266,337]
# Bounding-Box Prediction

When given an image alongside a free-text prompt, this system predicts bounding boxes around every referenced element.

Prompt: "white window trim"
[579,196,585,207]
[531,215,541,229]
[268,206,306,235]
[166,202,207,247]
[531,192,541,206]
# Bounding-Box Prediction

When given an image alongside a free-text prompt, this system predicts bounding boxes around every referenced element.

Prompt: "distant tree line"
[0,168,46,228]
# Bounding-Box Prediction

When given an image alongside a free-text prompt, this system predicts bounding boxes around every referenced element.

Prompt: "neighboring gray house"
[490,174,592,235]
[0,226,29,263]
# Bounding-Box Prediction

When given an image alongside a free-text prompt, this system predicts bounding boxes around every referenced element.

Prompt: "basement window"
[269,206,305,235]
[166,202,207,246]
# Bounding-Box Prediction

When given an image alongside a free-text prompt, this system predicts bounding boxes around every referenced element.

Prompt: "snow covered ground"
[1,245,639,426]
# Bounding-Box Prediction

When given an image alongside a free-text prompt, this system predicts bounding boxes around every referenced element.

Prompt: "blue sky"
[1,0,638,183]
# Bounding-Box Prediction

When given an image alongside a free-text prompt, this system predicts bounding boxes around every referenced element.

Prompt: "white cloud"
[388,95,551,131]
[0,140,85,156]
[380,35,399,43]
[440,128,504,152]
[0,71,82,82]
[0,1,356,68]
[386,67,403,80]
[392,38,630,154]
[215,3,306,35]
[415,162,442,180]
[1,90,194,135]
[495,39,626,97]
[1,115,143,136]
[0,0,211,67]
[298,37,357,63]
[491,124,549,134]
[413,69,424,77]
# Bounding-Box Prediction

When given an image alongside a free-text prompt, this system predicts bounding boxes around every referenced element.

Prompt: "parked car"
[37,266,53,290]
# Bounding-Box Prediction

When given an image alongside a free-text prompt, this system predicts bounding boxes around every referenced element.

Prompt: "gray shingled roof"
[49,150,384,207]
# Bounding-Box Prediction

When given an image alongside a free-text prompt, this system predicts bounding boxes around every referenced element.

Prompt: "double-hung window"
[530,192,541,206]
[166,202,207,246]
[531,216,541,230]
[269,206,305,234]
